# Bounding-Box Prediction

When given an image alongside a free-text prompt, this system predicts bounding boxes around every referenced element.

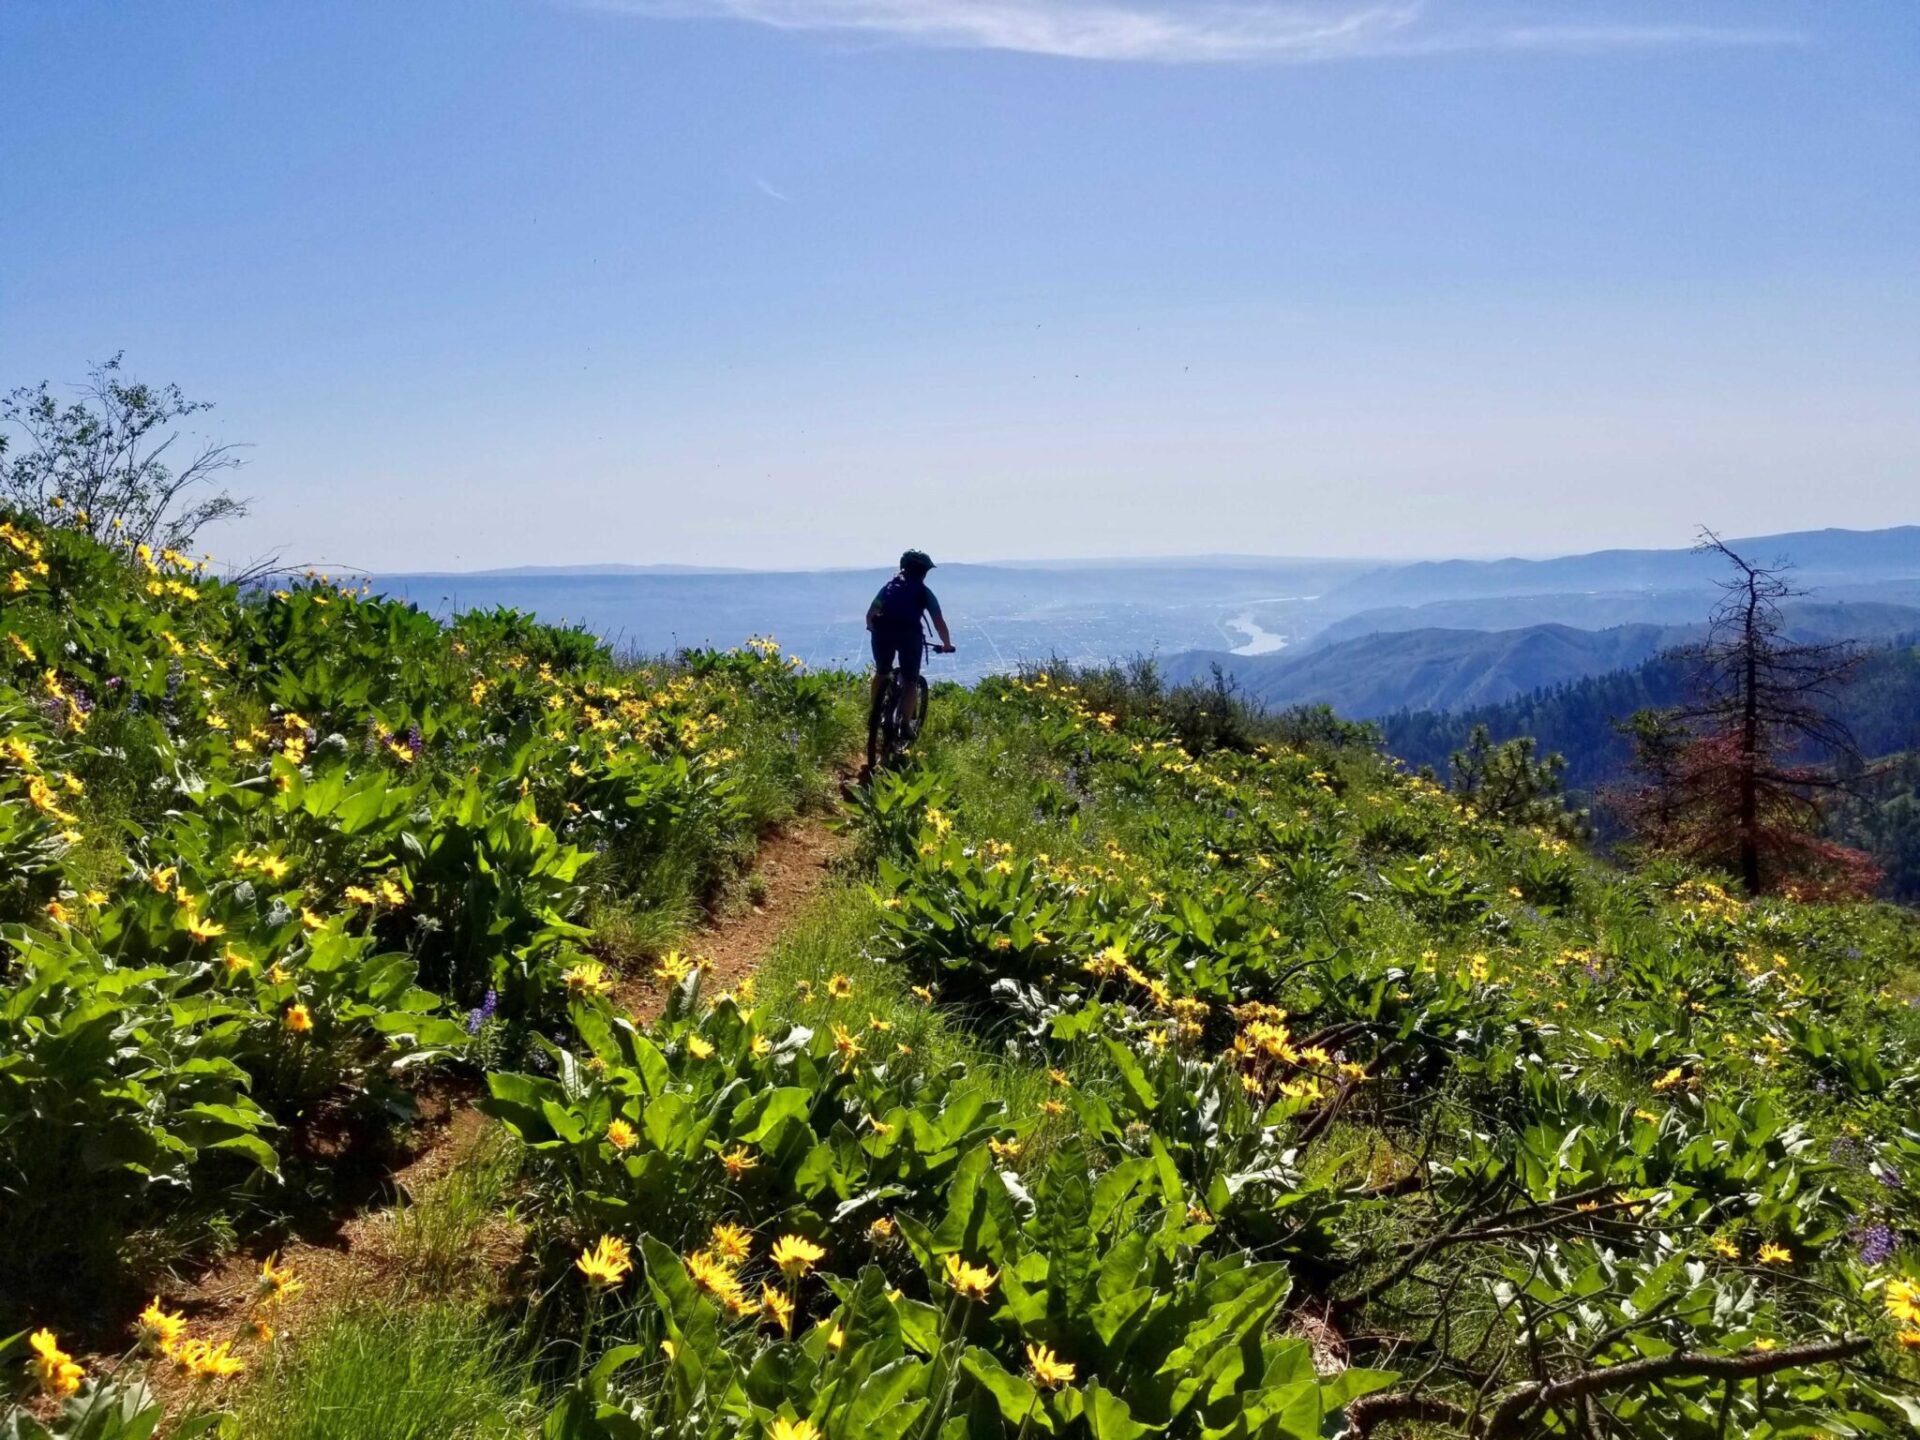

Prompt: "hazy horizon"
[329,522,1920,581]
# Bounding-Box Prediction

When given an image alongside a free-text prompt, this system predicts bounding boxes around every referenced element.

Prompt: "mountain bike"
[866,629,956,776]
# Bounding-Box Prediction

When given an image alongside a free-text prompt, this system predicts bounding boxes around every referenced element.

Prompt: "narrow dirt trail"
[129,809,848,1400]
[619,817,848,1020]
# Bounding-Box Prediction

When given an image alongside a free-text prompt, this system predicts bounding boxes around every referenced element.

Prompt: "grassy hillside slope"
[8,515,1920,1440]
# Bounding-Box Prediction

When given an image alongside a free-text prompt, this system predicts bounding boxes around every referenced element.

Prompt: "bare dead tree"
[1614,530,1879,898]
[1,354,247,550]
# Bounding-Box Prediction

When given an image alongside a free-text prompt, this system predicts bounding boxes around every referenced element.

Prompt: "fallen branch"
[1346,1335,1871,1439]
[1481,1334,1872,1437]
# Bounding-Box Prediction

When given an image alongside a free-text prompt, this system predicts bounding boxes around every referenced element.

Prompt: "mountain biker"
[867,548,955,742]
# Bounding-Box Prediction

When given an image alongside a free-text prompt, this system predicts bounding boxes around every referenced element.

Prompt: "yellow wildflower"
[943,1253,997,1301]
[175,1337,245,1379]
[135,1297,188,1356]
[606,1118,638,1150]
[710,1222,752,1263]
[1886,1278,1920,1325]
[653,950,693,984]
[1027,1342,1076,1389]
[761,1283,795,1335]
[284,1003,313,1034]
[576,1235,635,1289]
[564,961,613,995]
[29,1329,84,1398]
[832,1023,864,1071]
[257,1252,304,1302]
[770,1233,825,1279]
[686,1249,744,1304]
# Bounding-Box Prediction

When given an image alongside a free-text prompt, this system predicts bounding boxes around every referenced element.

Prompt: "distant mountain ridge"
[1165,624,1676,718]
[1164,602,1920,719]
[1318,526,1920,611]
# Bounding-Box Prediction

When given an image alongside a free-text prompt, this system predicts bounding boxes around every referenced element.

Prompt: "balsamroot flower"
[760,1283,794,1336]
[29,1329,83,1399]
[943,1253,998,1302]
[1886,1278,1920,1325]
[831,1024,863,1072]
[564,961,613,996]
[720,1145,758,1179]
[257,1253,304,1302]
[576,1235,634,1290]
[135,1297,188,1356]
[770,1234,825,1280]
[605,1118,637,1150]
[686,1249,744,1305]
[284,1002,313,1034]
[768,1419,820,1440]
[1026,1342,1076,1389]
[709,1222,752,1264]
[173,1337,246,1379]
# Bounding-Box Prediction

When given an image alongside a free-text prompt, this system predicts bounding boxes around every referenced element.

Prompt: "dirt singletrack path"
[118,809,848,1408]
[620,816,848,1020]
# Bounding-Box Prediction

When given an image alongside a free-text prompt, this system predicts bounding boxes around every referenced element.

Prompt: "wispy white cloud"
[575,0,1802,64]
[755,176,793,200]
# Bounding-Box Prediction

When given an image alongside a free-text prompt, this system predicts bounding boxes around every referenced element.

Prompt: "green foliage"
[1447,723,1587,838]
[0,509,854,1319]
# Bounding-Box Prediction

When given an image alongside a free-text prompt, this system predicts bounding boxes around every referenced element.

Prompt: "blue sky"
[2,1,1915,571]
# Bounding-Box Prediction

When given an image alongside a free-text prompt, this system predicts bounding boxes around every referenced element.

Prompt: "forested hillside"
[8,514,1920,1439]
[1382,639,1920,899]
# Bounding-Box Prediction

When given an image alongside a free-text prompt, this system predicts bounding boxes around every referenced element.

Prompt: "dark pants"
[871,627,923,684]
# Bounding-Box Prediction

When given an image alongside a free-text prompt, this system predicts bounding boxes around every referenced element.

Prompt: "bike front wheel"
[901,677,931,743]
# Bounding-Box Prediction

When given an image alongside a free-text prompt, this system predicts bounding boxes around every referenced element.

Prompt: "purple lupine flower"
[1878,1164,1904,1191]
[465,988,498,1034]
[1854,1220,1898,1268]
[407,724,424,757]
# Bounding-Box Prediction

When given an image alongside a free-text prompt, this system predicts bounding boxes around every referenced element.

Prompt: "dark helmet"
[899,548,935,575]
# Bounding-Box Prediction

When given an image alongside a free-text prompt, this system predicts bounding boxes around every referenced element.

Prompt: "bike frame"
[866,625,946,774]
